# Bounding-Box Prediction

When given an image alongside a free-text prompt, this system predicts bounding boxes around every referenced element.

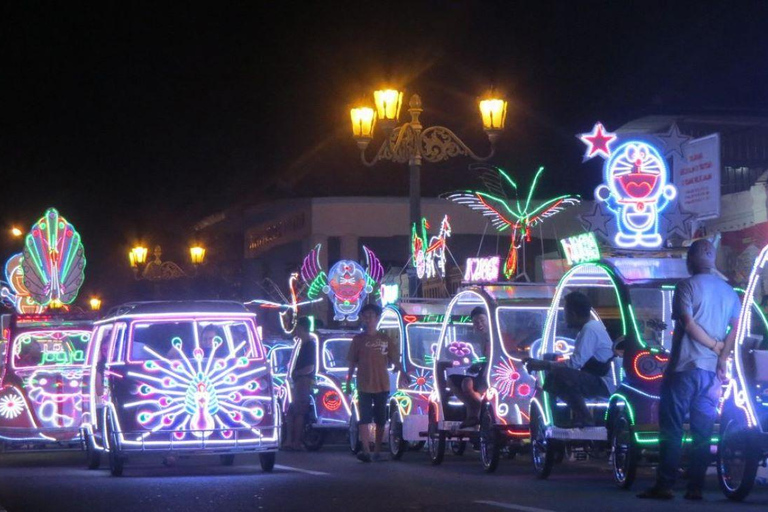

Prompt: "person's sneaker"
[637,486,674,500]
[357,452,372,463]
[372,453,388,462]
[683,489,703,501]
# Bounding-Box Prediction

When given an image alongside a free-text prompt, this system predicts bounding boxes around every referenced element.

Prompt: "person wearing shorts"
[283,317,316,451]
[448,306,490,428]
[346,304,407,462]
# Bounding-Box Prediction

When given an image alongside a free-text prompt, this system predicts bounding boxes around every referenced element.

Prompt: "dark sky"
[1,1,767,302]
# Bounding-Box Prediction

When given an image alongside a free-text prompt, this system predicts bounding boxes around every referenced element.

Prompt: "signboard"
[380,284,399,307]
[464,256,500,282]
[560,233,600,265]
[674,133,721,220]
[245,211,309,259]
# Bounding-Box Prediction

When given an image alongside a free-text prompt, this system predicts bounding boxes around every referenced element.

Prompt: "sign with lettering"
[560,233,601,265]
[674,133,720,220]
[245,211,309,258]
[464,256,500,282]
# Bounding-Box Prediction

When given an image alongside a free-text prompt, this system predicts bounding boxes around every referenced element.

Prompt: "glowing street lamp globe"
[129,246,148,268]
[350,107,376,149]
[479,98,508,143]
[373,89,402,128]
[89,297,102,311]
[189,246,206,265]
[10,227,23,238]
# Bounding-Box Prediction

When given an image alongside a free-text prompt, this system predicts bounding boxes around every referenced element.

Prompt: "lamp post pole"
[351,92,506,297]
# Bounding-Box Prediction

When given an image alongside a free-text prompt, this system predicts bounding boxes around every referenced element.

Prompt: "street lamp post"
[350,91,507,296]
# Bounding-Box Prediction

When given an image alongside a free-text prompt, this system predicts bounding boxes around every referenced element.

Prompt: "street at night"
[0,445,766,512]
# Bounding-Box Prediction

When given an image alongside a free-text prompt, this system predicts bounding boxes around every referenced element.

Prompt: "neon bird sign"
[580,123,677,249]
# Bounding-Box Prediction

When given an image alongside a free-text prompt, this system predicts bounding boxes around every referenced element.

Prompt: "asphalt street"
[0,444,766,512]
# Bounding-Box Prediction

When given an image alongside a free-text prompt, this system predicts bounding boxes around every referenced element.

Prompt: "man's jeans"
[657,368,720,491]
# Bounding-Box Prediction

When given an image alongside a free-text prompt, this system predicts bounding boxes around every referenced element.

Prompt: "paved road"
[0,444,766,512]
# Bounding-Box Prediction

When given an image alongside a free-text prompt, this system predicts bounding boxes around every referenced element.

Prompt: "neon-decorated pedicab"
[529,257,703,486]
[717,244,768,501]
[282,329,354,451]
[374,300,454,459]
[81,301,279,476]
[0,313,93,447]
[427,284,554,471]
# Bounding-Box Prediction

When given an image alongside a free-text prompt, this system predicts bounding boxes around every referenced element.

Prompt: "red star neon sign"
[579,122,617,160]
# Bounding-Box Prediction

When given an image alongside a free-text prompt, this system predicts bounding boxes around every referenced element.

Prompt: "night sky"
[1,2,767,303]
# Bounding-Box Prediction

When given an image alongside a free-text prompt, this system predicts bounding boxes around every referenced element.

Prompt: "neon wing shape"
[300,244,327,299]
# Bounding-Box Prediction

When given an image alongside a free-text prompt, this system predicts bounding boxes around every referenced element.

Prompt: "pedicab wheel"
[388,409,407,460]
[717,418,759,501]
[427,405,445,465]
[479,404,500,473]
[302,425,326,452]
[84,431,101,470]
[349,413,361,454]
[530,407,555,479]
[220,454,235,466]
[106,414,124,477]
[259,452,276,472]
[450,440,467,456]
[409,441,426,451]
[610,408,637,489]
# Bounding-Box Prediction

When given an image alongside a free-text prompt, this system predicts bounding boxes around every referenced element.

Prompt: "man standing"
[638,239,740,500]
[283,317,316,451]
[346,304,407,462]
[525,292,616,427]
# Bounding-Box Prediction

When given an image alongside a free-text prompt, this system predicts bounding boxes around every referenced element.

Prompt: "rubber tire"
[530,407,555,479]
[479,404,500,473]
[450,441,467,456]
[259,452,276,472]
[427,405,446,466]
[220,454,235,466]
[349,413,361,454]
[717,418,759,501]
[106,414,124,477]
[302,426,326,452]
[388,409,407,460]
[611,408,637,489]
[84,432,101,470]
[409,441,426,451]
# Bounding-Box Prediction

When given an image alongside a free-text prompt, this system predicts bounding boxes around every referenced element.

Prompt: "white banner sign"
[674,133,721,220]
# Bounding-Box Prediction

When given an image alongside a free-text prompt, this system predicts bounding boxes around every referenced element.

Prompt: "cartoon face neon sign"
[582,123,677,249]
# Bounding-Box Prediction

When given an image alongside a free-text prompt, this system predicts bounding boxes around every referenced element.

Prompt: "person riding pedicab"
[447,307,490,428]
[283,317,316,451]
[638,239,740,501]
[525,291,617,427]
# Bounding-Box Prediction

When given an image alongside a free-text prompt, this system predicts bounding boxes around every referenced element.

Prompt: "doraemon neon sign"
[580,123,677,249]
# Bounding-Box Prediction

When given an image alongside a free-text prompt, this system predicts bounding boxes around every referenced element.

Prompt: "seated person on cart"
[447,307,490,428]
[525,292,616,427]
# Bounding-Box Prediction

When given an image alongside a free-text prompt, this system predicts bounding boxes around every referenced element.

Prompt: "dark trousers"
[657,369,720,491]
[543,366,607,423]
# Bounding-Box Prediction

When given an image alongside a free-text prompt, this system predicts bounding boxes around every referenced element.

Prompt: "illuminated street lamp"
[89,297,102,311]
[350,89,507,294]
[129,246,148,268]
[189,245,206,266]
[10,227,23,238]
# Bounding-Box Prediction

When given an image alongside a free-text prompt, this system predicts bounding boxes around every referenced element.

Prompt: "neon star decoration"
[409,368,433,393]
[579,122,617,160]
[446,164,580,279]
[126,336,268,441]
[411,216,451,280]
[301,244,384,322]
[21,208,86,306]
[0,394,25,419]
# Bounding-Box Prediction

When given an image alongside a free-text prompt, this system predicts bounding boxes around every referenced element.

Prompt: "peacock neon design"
[126,336,268,441]
[445,164,580,279]
[0,253,45,314]
[21,208,86,306]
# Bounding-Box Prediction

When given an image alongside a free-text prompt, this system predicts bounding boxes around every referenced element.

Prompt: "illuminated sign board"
[560,233,601,265]
[464,256,500,282]
[380,284,399,307]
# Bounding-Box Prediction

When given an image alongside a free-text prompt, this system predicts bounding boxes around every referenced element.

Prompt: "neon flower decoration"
[580,125,678,249]
[447,341,472,357]
[126,336,267,440]
[0,393,25,419]
[446,164,580,279]
[632,350,668,381]
[1,253,45,314]
[492,359,521,400]
[22,208,86,306]
[301,244,384,322]
[321,390,342,412]
[409,368,433,393]
[411,215,451,280]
